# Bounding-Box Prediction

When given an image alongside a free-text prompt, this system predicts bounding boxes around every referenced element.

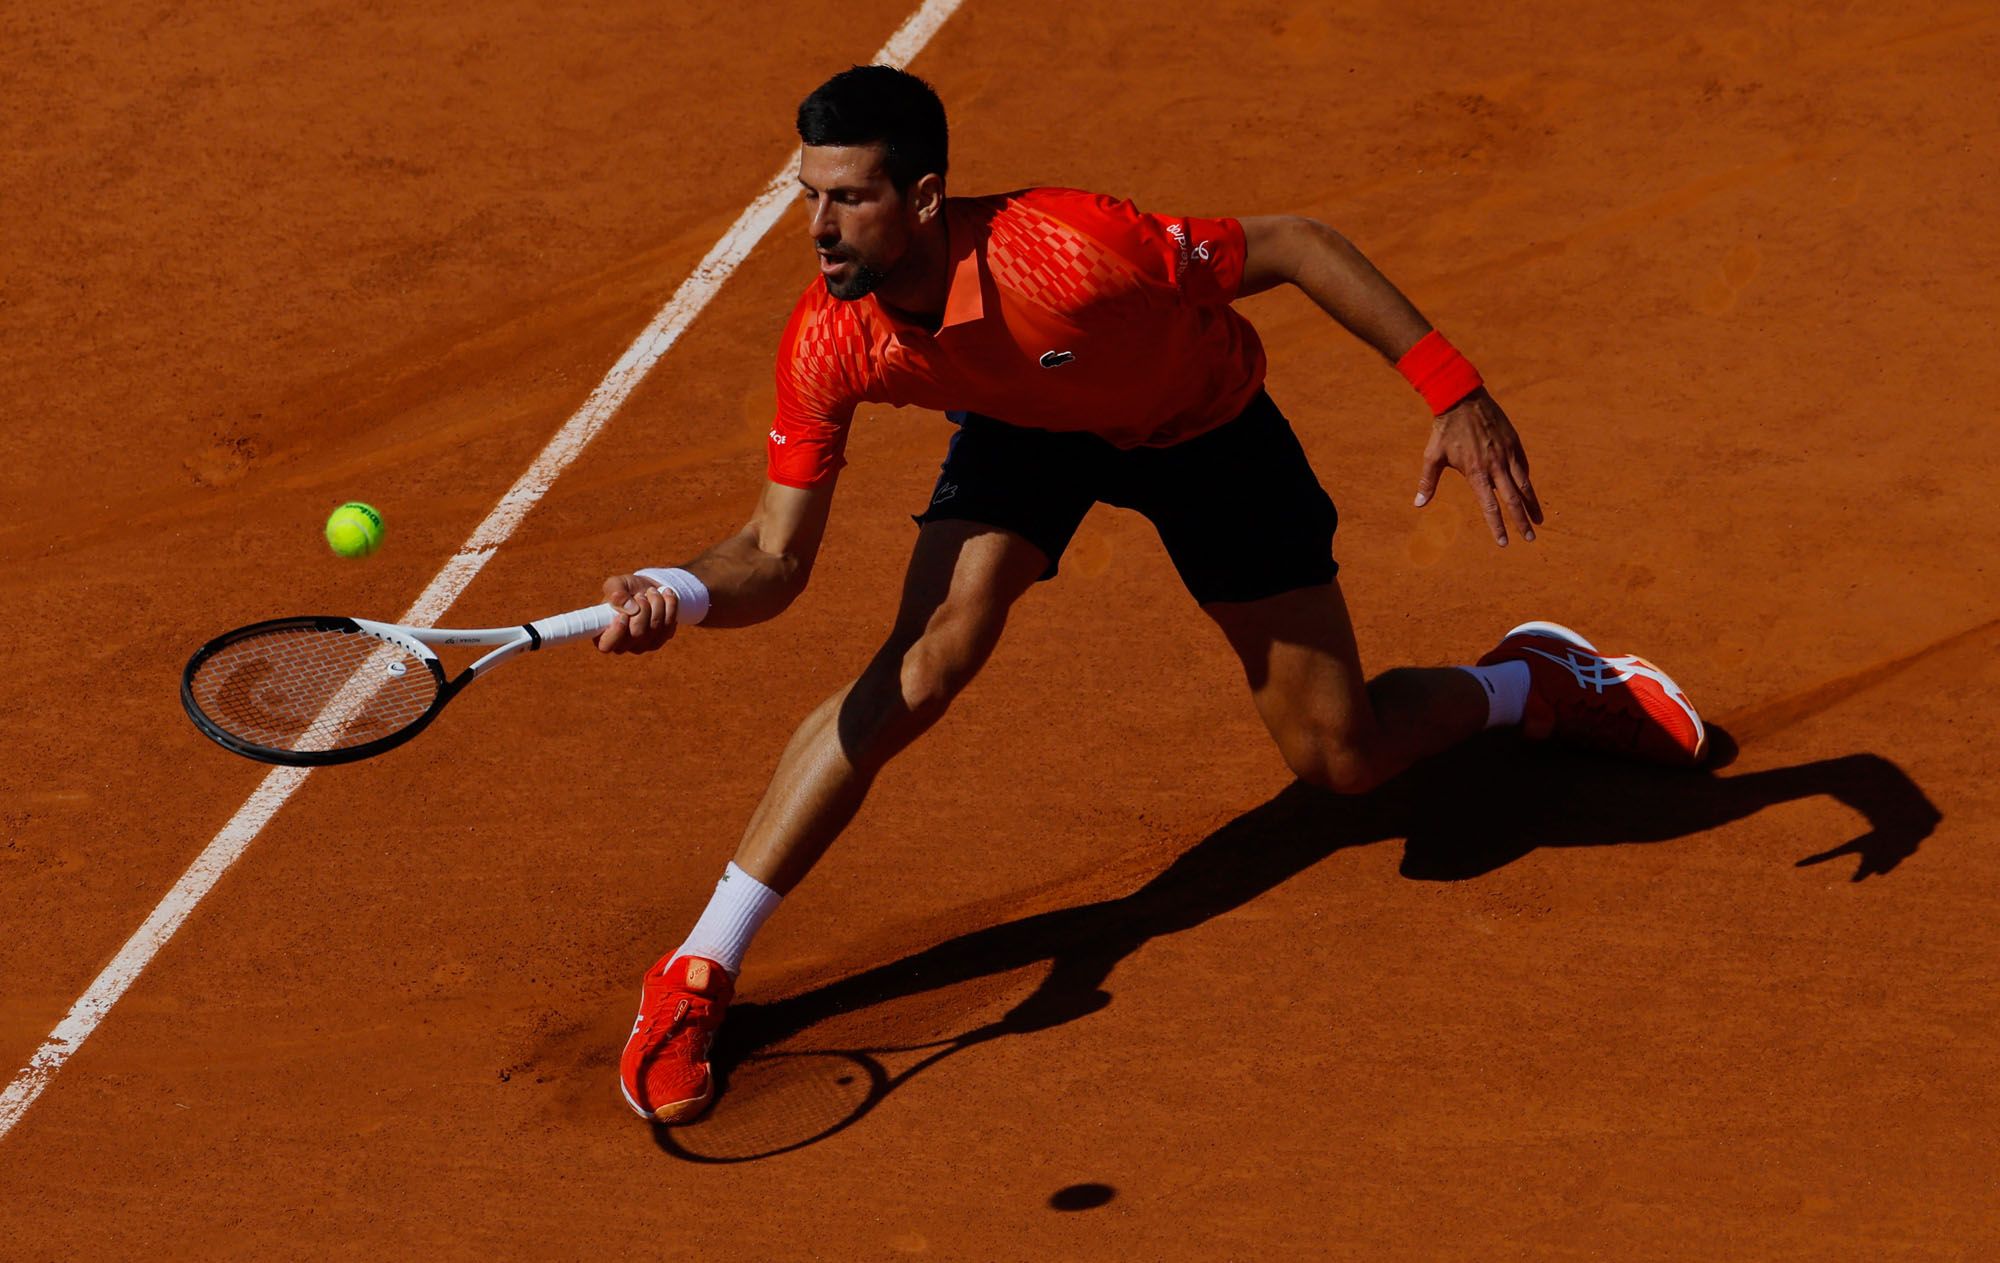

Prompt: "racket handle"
[529,603,619,647]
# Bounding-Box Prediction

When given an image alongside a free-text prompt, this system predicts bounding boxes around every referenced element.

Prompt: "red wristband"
[1396,330,1483,415]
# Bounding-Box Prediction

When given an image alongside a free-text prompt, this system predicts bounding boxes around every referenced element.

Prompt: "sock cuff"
[674,863,783,978]
[721,861,779,902]
[1459,660,1531,729]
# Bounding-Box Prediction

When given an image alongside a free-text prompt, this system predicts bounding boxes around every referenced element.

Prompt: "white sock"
[671,862,782,978]
[1458,661,1531,728]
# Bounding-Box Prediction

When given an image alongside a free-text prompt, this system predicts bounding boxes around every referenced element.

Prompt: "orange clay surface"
[2,2,1996,1258]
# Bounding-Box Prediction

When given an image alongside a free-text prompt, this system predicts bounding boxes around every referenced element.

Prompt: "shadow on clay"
[655,727,1940,1162]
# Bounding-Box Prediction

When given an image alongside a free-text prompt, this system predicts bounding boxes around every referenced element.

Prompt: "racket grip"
[529,604,619,647]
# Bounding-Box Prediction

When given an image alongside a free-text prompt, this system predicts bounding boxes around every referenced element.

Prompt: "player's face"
[799,144,922,301]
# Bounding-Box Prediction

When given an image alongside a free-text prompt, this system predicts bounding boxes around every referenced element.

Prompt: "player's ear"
[910,172,945,224]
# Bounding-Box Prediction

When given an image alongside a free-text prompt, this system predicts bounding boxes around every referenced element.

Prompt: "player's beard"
[822,257,890,301]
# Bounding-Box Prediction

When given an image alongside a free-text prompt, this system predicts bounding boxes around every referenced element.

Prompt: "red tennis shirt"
[767,187,1267,488]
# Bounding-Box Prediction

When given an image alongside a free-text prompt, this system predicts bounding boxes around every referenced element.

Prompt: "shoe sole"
[1495,619,1709,766]
[621,1080,713,1124]
[619,1053,715,1123]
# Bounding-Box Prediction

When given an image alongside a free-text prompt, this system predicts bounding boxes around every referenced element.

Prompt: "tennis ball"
[325,501,384,558]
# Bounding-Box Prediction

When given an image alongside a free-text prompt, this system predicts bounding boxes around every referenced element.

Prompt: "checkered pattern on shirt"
[778,301,870,422]
[984,203,1150,318]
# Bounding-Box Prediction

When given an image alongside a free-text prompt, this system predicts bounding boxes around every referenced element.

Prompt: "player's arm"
[1236,214,1543,547]
[595,476,837,653]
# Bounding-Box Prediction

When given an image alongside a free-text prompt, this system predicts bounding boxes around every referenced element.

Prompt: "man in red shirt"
[604,66,1706,1123]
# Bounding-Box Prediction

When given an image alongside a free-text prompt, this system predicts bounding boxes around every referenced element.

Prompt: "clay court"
[3,0,1995,1256]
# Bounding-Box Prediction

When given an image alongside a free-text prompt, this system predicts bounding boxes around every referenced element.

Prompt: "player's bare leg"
[733,518,1049,892]
[1206,581,1710,797]
[1205,580,1489,795]
[621,519,1048,1121]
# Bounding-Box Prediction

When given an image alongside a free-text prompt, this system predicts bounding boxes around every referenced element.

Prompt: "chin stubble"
[823,259,889,302]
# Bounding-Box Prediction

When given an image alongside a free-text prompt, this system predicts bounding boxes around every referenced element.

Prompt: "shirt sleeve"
[1031,189,1248,306]
[768,288,864,489]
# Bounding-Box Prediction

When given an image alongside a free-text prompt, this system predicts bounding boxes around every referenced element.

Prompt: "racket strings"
[188,627,438,753]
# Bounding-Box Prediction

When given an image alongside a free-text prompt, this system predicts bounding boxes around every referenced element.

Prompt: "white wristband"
[634,567,711,626]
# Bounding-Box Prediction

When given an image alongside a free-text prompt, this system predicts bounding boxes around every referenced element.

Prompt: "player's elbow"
[768,552,815,610]
[1290,216,1354,261]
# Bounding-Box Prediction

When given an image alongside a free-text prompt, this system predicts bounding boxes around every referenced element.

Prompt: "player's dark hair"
[796,65,949,190]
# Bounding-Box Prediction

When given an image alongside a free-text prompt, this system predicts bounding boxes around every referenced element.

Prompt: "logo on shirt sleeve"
[1165,222,1213,269]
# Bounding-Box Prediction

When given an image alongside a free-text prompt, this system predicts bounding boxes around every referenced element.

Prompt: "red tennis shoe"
[619,953,732,1123]
[1478,620,1708,766]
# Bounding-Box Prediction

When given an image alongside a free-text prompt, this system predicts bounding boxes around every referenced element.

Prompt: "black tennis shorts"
[912,389,1338,605]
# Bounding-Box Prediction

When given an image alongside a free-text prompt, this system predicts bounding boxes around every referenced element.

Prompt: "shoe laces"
[635,996,694,1054]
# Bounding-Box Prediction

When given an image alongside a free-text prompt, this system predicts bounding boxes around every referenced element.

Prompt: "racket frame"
[180,604,615,766]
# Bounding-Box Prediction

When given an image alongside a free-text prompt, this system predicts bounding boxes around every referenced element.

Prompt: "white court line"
[0,0,966,1142]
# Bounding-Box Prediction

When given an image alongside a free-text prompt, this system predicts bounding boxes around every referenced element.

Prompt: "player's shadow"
[656,728,1939,1160]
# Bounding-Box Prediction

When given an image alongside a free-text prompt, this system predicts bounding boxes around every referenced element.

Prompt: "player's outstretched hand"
[596,573,682,654]
[1414,388,1544,547]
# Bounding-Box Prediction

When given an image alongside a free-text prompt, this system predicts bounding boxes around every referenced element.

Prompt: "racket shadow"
[655,727,1940,1161]
[655,1048,888,1163]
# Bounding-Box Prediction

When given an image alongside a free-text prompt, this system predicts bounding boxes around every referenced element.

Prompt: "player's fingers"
[1470,472,1509,546]
[640,588,670,647]
[1492,465,1536,543]
[626,592,655,642]
[1517,475,1545,526]
[1414,434,1448,508]
[1507,447,1544,524]
[597,611,629,654]
[603,575,639,613]
[657,589,680,643]
[610,589,674,653]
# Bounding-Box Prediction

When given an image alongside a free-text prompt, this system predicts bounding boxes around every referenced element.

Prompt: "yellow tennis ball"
[325,501,384,558]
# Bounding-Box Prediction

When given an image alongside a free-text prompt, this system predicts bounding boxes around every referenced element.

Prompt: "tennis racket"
[180,603,616,766]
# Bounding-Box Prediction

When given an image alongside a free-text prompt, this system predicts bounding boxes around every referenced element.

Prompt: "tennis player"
[602,66,1707,1122]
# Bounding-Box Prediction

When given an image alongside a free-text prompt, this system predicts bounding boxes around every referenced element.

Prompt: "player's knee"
[842,619,996,762]
[890,605,1002,721]
[1280,728,1385,796]
[896,628,982,723]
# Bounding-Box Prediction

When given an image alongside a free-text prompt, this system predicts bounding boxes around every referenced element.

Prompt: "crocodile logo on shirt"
[1039,349,1076,369]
